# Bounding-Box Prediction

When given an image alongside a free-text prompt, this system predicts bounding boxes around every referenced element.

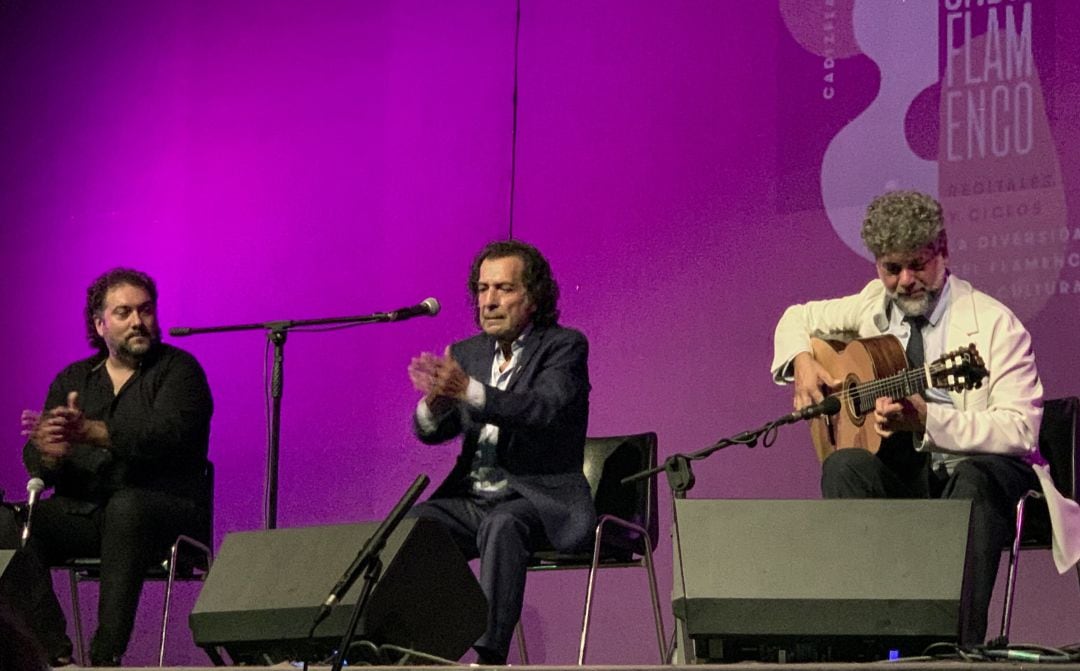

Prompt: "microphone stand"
[621,416,785,495]
[171,310,414,530]
[305,474,429,671]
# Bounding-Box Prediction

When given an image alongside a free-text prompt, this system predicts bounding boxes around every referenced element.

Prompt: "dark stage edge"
[103,664,1080,671]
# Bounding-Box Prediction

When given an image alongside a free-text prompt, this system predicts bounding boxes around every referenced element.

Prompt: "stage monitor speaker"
[190,518,487,664]
[0,549,17,606]
[1,549,40,649]
[0,550,13,579]
[671,499,974,663]
[2,548,43,659]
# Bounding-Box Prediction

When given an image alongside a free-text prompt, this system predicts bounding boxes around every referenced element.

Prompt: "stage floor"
[103,664,1080,671]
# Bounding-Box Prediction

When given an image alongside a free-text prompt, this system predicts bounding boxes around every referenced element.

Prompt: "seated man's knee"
[478,510,529,545]
[102,490,160,538]
[945,456,1000,501]
[950,457,991,483]
[409,501,442,523]
[822,448,875,482]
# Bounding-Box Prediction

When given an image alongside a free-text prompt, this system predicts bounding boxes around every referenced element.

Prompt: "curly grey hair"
[861,190,947,258]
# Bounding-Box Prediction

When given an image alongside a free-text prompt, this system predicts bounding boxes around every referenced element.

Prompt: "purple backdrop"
[2,0,1078,665]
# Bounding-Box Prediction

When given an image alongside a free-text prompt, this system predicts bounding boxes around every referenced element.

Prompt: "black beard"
[113,327,160,361]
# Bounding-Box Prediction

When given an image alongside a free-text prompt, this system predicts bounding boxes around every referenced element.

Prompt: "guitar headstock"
[929,343,988,392]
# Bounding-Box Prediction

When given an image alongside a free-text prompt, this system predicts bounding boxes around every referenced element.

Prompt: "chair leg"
[68,570,86,666]
[514,619,529,664]
[158,542,181,666]
[1075,561,1080,622]
[577,521,667,665]
[158,535,213,666]
[998,494,1031,643]
[577,525,607,665]
[640,534,668,664]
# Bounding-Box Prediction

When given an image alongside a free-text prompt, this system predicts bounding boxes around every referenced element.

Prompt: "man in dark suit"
[408,240,594,665]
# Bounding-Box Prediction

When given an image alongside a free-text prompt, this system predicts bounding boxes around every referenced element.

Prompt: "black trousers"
[0,489,201,664]
[410,493,548,663]
[821,446,1038,648]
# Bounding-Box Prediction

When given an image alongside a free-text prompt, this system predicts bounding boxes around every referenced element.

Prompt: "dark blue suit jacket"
[414,325,595,553]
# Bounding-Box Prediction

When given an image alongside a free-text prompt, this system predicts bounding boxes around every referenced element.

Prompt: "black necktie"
[904,315,927,368]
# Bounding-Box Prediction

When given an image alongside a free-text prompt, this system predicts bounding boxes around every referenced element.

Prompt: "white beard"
[890,289,941,318]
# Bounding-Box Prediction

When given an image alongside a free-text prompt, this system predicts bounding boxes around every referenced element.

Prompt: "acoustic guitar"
[806,335,988,463]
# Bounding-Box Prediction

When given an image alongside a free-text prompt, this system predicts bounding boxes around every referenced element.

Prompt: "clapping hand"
[21,391,84,463]
[408,347,470,411]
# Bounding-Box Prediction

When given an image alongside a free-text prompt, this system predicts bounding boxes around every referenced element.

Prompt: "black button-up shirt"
[23,343,213,507]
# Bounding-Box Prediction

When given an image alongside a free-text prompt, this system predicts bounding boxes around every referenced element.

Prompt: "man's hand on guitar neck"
[872,395,928,438]
[792,352,841,411]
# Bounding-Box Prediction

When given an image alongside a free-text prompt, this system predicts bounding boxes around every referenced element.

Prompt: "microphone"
[775,395,841,426]
[386,297,440,322]
[21,477,45,547]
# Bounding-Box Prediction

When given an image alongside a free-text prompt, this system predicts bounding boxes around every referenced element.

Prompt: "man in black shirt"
[1,268,213,666]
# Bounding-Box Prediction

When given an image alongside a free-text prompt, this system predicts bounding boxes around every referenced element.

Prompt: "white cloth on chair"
[1033,463,1080,573]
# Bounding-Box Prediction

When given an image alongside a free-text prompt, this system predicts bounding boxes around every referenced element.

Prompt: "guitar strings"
[832,365,932,400]
[818,346,982,417]
[831,363,949,414]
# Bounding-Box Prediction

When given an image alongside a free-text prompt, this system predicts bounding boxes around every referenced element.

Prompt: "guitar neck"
[851,365,931,406]
[808,337,985,463]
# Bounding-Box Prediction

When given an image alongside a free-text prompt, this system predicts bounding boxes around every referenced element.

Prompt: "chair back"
[178,459,215,574]
[582,433,658,557]
[193,460,215,546]
[1037,397,1080,499]
[1022,396,1079,546]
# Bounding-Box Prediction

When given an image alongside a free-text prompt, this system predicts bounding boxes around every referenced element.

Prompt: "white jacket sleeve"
[771,281,886,383]
[925,304,1043,458]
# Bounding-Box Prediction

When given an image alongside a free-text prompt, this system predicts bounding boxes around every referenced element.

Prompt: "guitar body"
[808,335,908,463]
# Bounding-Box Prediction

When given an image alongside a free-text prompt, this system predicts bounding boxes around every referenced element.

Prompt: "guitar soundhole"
[844,375,867,425]
[851,394,869,419]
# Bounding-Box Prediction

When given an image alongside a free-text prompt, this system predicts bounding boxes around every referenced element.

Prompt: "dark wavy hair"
[84,267,158,352]
[468,240,560,328]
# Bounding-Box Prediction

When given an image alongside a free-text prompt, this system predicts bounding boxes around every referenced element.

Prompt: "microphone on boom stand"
[772,395,841,426]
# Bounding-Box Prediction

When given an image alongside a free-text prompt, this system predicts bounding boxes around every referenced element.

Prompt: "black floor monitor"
[671,498,974,663]
[190,518,487,664]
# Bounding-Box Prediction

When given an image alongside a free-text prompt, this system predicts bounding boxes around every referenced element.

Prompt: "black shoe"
[46,642,74,667]
[90,649,122,667]
[89,636,122,666]
[90,656,121,667]
[474,646,507,666]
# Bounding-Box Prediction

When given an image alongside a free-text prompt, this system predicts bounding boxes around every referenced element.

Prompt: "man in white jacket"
[772,190,1043,648]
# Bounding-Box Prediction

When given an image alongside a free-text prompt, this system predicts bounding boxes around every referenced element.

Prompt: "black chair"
[59,462,215,666]
[998,397,1080,642]
[514,433,665,665]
